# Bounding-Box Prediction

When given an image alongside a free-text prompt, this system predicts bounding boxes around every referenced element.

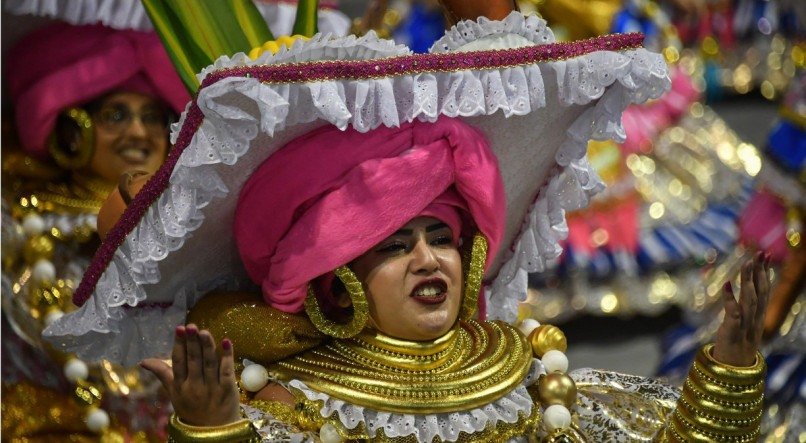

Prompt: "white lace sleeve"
[571,368,680,442]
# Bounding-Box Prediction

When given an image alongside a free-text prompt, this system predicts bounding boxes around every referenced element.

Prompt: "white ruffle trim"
[288,369,539,442]
[431,13,556,53]
[196,31,411,85]
[3,0,351,37]
[44,12,669,363]
[487,160,604,321]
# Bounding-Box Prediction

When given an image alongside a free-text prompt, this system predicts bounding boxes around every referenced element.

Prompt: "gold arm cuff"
[688,366,764,401]
[662,345,766,442]
[675,397,762,434]
[697,344,766,383]
[667,414,761,443]
[681,383,762,418]
[167,415,261,443]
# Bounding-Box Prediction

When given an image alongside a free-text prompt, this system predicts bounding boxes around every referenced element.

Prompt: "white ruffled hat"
[44,12,669,365]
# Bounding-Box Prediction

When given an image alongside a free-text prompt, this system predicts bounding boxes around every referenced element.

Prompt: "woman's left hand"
[712,252,771,367]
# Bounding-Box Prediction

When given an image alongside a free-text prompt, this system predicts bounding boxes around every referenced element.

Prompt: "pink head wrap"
[6,23,190,159]
[234,118,506,314]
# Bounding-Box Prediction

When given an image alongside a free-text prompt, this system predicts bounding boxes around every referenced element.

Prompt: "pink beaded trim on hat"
[208,33,643,85]
[74,32,645,306]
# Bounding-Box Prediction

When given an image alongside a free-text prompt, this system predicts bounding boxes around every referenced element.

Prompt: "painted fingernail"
[187,325,198,336]
[175,326,186,337]
[724,281,733,294]
[222,339,232,351]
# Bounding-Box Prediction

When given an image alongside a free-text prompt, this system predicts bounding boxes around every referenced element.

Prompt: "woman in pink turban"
[2,22,188,440]
[52,1,770,441]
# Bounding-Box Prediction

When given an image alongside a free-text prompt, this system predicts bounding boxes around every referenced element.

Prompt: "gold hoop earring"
[48,108,95,170]
[305,265,369,338]
[460,233,488,321]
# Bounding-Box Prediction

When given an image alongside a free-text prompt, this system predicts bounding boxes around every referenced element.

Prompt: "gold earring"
[305,266,369,338]
[460,233,488,321]
[48,108,95,170]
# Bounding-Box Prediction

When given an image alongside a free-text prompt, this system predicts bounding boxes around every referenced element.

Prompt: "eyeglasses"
[94,104,173,136]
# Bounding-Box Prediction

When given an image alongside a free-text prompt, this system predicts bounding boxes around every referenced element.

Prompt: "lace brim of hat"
[43,12,669,366]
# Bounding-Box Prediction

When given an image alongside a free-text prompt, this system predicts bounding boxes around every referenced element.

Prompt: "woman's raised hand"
[141,324,242,426]
[712,252,771,367]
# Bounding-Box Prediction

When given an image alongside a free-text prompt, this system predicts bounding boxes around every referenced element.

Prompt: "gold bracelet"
[662,345,766,443]
[167,414,261,442]
[675,397,762,433]
[680,384,762,418]
[666,416,761,443]
[689,365,765,401]
[697,344,766,383]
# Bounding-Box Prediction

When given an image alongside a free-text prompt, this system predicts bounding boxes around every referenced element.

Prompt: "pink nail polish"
[222,339,232,350]
[724,281,733,294]
[187,326,197,336]
[175,326,186,337]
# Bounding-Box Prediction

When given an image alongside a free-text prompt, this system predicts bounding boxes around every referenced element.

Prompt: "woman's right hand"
[141,324,242,426]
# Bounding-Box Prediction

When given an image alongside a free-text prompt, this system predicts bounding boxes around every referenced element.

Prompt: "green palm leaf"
[142,0,274,93]
[292,0,319,37]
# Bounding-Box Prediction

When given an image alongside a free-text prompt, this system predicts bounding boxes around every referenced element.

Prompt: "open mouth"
[410,279,448,305]
[117,147,152,164]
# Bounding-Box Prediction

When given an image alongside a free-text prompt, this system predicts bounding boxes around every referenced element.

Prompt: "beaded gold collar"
[272,320,532,414]
[13,174,115,215]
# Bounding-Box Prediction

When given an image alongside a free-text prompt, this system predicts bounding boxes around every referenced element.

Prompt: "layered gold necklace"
[32,174,115,214]
[273,320,532,414]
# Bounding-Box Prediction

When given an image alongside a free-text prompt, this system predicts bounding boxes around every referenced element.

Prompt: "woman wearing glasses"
[2,22,188,441]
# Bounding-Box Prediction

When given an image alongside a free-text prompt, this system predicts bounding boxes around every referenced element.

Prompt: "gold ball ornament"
[529,324,567,357]
[23,235,55,264]
[537,373,577,407]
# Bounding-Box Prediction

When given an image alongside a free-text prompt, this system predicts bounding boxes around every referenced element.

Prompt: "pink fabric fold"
[7,23,189,159]
[234,118,506,314]
[739,190,789,262]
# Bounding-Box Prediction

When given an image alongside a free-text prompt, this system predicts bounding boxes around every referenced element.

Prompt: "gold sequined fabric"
[272,320,532,414]
[186,291,326,365]
[1,382,96,442]
[0,381,147,443]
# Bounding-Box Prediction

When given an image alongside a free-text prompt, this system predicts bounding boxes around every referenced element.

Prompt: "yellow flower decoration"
[248,35,310,59]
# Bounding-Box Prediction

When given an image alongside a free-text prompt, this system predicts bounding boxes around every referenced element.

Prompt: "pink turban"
[6,23,190,159]
[234,118,506,314]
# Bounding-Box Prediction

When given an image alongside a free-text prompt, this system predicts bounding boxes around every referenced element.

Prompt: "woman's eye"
[431,236,453,246]
[99,107,128,124]
[377,242,406,253]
